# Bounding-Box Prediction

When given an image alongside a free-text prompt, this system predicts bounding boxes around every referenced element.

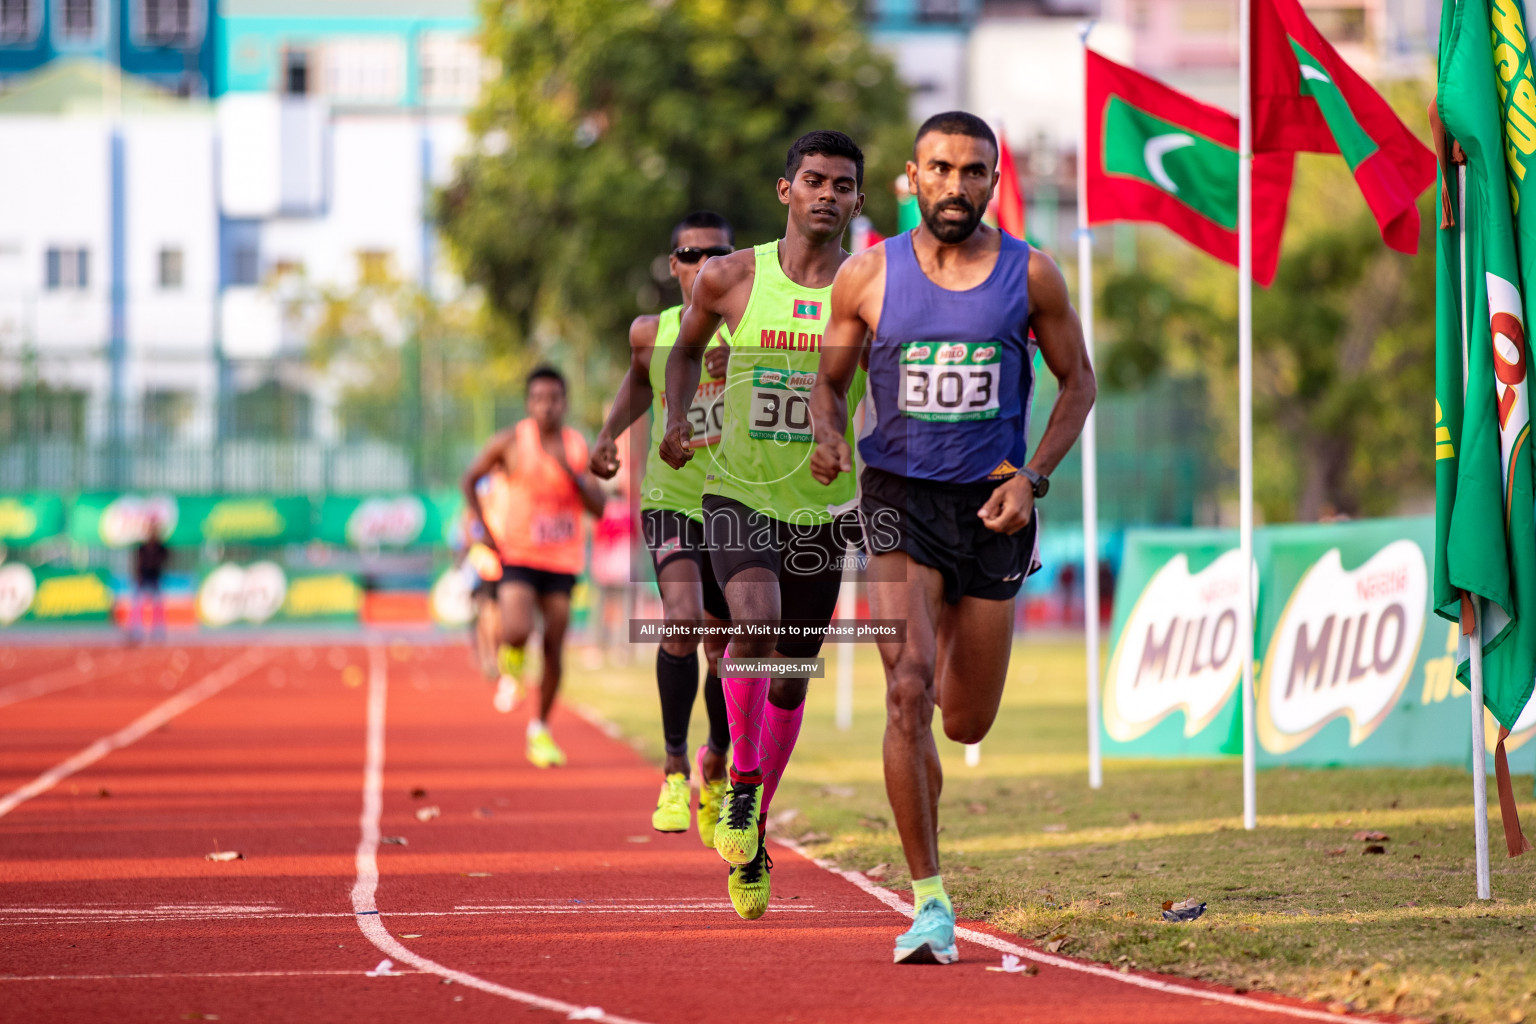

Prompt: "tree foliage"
[1098,85,1436,523]
[438,0,912,417]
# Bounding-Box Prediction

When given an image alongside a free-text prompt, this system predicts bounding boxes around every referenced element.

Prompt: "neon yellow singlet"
[640,306,727,520]
[700,241,866,525]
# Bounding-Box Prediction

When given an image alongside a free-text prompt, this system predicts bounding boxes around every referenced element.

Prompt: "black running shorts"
[701,493,861,659]
[860,465,1040,604]
[501,563,578,597]
[641,509,730,622]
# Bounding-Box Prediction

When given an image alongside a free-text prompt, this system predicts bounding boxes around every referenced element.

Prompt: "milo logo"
[0,563,37,625]
[936,344,968,364]
[760,371,784,385]
[903,345,932,363]
[99,494,178,547]
[972,345,998,363]
[788,371,816,390]
[346,496,427,547]
[197,562,288,627]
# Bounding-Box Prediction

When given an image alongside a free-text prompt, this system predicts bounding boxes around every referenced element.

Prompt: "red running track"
[0,642,1383,1024]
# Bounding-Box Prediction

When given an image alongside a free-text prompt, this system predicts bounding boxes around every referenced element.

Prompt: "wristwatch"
[1021,467,1049,499]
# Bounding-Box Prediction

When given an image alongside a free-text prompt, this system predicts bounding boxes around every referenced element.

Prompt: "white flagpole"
[1238,0,1258,831]
[1078,21,1103,791]
[1458,160,1492,900]
[1469,599,1493,899]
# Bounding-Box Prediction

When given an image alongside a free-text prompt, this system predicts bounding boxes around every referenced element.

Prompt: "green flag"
[1435,0,1536,728]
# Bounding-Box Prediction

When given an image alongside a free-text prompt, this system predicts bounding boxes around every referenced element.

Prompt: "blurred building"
[0,0,482,492]
[864,0,982,124]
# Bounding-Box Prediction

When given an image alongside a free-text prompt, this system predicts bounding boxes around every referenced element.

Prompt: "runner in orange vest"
[462,366,606,767]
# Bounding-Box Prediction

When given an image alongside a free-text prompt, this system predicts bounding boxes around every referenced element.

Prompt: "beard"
[918,194,984,244]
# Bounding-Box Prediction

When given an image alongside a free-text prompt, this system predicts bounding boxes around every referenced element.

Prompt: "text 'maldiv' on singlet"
[640,305,730,522]
[860,229,1036,484]
[700,241,866,524]
[483,418,590,575]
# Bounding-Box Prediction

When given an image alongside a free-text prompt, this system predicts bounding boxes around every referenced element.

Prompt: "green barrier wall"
[70,494,313,547]
[0,563,115,625]
[0,494,66,545]
[195,563,362,627]
[1103,517,1534,766]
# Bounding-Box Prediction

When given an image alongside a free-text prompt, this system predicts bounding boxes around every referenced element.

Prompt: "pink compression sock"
[760,700,805,813]
[722,644,768,778]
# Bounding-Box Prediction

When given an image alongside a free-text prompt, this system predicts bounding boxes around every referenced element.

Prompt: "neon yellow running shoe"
[652,773,690,833]
[697,773,727,848]
[727,842,772,920]
[526,725,566,768]
[713,772,762,865]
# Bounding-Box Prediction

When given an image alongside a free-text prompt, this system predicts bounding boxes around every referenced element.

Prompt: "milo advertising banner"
[0,494,67,545]
[70,493,313,547]
[1104,517,1483,767]
[317,494,442,548]
[0,562,115,626]
[1102,529,1248,757]
[195,563,362,627]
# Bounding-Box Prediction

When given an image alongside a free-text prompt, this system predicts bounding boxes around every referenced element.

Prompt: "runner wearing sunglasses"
[591,211,737,845]
[660,131,869,920]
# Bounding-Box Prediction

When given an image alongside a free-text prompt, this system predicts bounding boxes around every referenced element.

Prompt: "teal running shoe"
[893,900,959,965]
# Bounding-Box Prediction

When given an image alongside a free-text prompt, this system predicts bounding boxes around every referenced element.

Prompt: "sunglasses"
[671,246,733,264]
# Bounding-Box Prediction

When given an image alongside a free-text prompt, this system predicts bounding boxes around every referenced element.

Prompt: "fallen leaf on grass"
[795,831,830,844]
[967,802,989,815]
[1161,898,1207,923]
[1326,848,1348,856]
[1041,823,1067,833]
[864,863,890,881]
[205,850,242,862]
[1351,831,1390,842]
[380,836,408,846]
[414,806,441,822]
[820,785,855,798]
[985,954,1038,975]
[1325,1002,1353,1015]
[1044,934,1069,953]
[1362,844,1387,855]
[860,817,889,830]
[960,865,981,875]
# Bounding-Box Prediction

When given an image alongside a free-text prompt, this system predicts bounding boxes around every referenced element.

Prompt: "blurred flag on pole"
[991,129,1027,239]
[1084,49,1293,284]
[1433,0,1536,857]
[1252,0,1435,253]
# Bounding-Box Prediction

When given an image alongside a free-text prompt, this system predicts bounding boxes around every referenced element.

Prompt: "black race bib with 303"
[749,366,816,443]
[898,341,1001,422]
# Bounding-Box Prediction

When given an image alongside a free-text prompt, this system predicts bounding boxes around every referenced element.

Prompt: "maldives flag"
[1086,49,1294,285]
[1252,0,1435,253]
[992,128,1027,239]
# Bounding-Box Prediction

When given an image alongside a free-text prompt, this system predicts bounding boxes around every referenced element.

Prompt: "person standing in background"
[129,519,170,643]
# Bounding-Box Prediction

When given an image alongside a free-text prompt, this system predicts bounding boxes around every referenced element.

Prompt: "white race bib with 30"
[749,366,815,443]
[898,341,1001,422]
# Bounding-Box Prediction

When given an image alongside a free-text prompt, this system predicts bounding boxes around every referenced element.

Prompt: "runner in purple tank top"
[809,111,1097,966]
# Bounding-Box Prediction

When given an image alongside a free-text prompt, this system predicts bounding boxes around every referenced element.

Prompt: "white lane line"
[0,907,844,927]
[0,969,427,982]
[0,655,140,709]
[350,645,653,1024]
[783,839,1366,1024]
[0,648,269,821]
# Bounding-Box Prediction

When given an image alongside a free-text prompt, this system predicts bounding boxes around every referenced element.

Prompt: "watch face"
[1034,476,1049,498]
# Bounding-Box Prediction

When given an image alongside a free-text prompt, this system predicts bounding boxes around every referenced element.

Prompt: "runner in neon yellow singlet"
[591,211,737,847]
[660,131,868,920]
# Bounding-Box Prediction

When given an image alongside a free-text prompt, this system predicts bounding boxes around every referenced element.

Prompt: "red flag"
[1251,0,1435,253]
[1085,50,1293,285]
[992,129,1027,239]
